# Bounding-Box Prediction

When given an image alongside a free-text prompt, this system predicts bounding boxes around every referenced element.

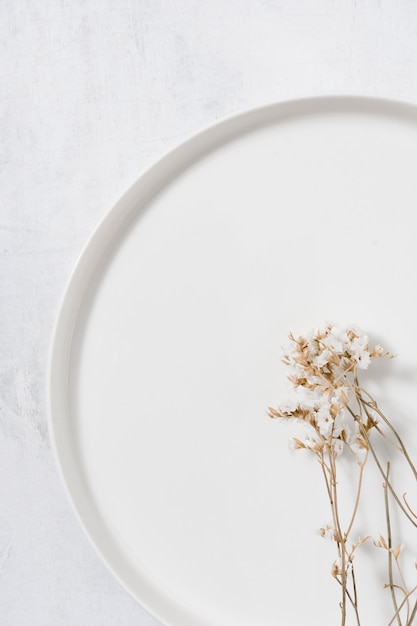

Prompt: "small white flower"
[313,349,332,368]
[322,334,344,355]
[345,333,371,369]
[278,398,300,415]
[356,350,371,370]
[303,437,323,452]
[317,418,334,438]
[316,403,334,438]
[331,325,350,345]
[296,387,320,410]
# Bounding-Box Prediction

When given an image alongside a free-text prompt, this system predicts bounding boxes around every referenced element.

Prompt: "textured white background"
[3,1,417,624]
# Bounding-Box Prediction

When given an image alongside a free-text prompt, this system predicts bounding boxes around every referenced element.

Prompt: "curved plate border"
[47,94,417,626]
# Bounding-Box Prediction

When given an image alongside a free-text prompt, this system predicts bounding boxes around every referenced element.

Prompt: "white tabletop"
[2,2,417,624]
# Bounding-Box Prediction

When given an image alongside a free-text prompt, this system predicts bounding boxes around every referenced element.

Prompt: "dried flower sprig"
[268,323,416,626]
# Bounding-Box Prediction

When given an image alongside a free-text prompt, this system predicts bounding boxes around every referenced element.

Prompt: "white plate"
[48,96,417,626]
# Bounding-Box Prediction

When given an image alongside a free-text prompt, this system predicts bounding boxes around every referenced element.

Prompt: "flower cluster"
[268,323,417,625]
[269,323,388,459]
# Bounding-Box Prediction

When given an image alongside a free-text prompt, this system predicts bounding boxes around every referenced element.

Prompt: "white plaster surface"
[3,1,417,624]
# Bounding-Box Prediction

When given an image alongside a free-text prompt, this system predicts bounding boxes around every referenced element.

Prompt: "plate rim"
[47,93,417,626]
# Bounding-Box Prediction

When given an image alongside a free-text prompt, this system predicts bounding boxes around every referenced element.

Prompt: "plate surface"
[49,96,417,625]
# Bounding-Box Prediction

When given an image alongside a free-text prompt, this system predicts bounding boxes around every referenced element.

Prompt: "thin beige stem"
[346,407,417,528]
[384,462,402,626]
[350,565,361,626]
[319,453,333,504]
[334,574,361,626]
[328,448,347,625]
[354,376,365,424]
[407,598,417,625]
[403,493,417,519]
[357,390,417,481]
[396,558,410,624]
[320,451,357,624]
[361,402,402,452]
[388,585,417,626]
[345,449,368,539]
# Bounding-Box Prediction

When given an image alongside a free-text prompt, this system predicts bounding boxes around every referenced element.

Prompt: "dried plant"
[268,323,417,626]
